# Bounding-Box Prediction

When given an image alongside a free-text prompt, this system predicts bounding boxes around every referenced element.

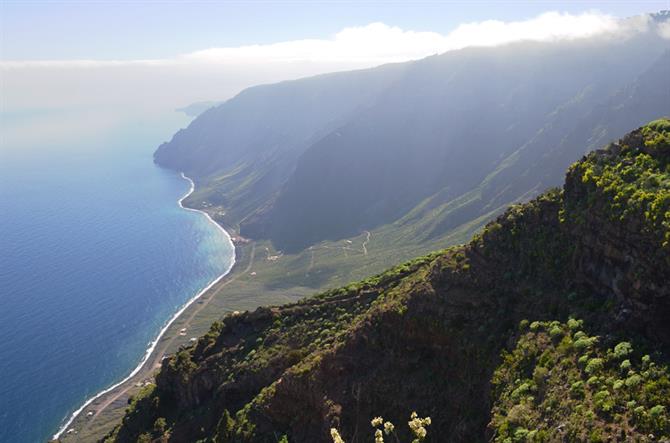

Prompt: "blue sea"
[0,110,235,443]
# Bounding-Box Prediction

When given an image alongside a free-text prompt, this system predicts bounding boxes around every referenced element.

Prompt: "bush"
[585,358,604,375]
[613,342,633,360]
[625,374,642,388]
[567,318,582,330]
[490,318,670,441]
[153,417,167,435]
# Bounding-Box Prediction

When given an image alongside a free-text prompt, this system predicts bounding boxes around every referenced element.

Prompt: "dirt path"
[80,244,256,432]
[310,231,372,266]
[303,231,374,280]
[362,231,371,255]
[307,247,315,273]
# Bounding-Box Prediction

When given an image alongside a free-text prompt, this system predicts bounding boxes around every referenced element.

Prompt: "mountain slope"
[404,48,670,243]
[105,120,670,442]
[155,16,670,255]
[243,39,670,251]
[154,63,409,227]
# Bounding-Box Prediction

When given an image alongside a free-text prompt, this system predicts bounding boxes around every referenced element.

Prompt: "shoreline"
[52,172,236,440]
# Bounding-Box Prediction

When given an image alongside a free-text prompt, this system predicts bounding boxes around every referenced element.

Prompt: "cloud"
[0,11,656,70]
[1,11,664,114]
[186,11,647,64]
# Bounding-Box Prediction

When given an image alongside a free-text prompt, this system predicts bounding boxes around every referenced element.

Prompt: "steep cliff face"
[564,121,670,345]
[107,120,670,442]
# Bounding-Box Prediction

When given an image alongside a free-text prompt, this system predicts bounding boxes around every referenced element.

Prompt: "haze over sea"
[0,109,235,443]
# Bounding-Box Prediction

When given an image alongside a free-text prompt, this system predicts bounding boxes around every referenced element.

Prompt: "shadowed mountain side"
[241,36,670,251]
[154,63,409,227]
[413,49,670,240]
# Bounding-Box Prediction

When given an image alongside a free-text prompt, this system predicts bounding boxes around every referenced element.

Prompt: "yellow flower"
[383,421,395,435]
[371,416,384,427]
[375,428,384,443]
[330,428,345,443]
[408,413,431,441]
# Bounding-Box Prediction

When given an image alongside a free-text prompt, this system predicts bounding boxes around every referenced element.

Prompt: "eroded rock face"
[563,126,670,346]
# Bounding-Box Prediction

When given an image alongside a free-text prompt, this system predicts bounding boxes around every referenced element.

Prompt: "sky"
[1,1,669,148]
[1,1,668,60]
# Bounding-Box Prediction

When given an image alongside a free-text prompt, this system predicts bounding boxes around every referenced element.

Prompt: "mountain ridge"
[155,22,670,255]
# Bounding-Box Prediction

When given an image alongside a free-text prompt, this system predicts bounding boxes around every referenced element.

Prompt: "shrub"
[567,318,582,330]
[650,405,665,417]
[491,318,670,441]
[570,381,586,398]
[574,336,597,351]
[593,390,615,414]
[511,382,533,401]
[585,358,604,375]
[153,417,167,435]
[625,374,642,388]
[613,342,633,360]
[587,376,600,386]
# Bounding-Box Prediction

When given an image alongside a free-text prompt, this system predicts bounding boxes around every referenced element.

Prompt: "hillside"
[155,14,670,256]
[242,45,670,252]
[103,120,670,442]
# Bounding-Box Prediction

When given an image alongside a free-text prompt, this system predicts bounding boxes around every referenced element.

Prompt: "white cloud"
[186,11,639,64]
[0,11,655,70]
[0,11,664,115]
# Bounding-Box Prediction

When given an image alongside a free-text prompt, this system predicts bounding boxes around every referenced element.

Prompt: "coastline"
[52,172,236,440]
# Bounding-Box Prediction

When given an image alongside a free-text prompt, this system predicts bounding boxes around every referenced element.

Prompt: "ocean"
[0,110,235,443]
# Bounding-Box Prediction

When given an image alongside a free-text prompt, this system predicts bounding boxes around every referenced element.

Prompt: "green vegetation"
[104,253,439,442]
[101,120,670,443]
[471,187,573,285]
[164,41,669,255]
[491,320,670,442]
[568,119,670,247]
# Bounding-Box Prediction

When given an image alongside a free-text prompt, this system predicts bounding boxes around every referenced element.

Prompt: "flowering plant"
[330,411,431,443]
